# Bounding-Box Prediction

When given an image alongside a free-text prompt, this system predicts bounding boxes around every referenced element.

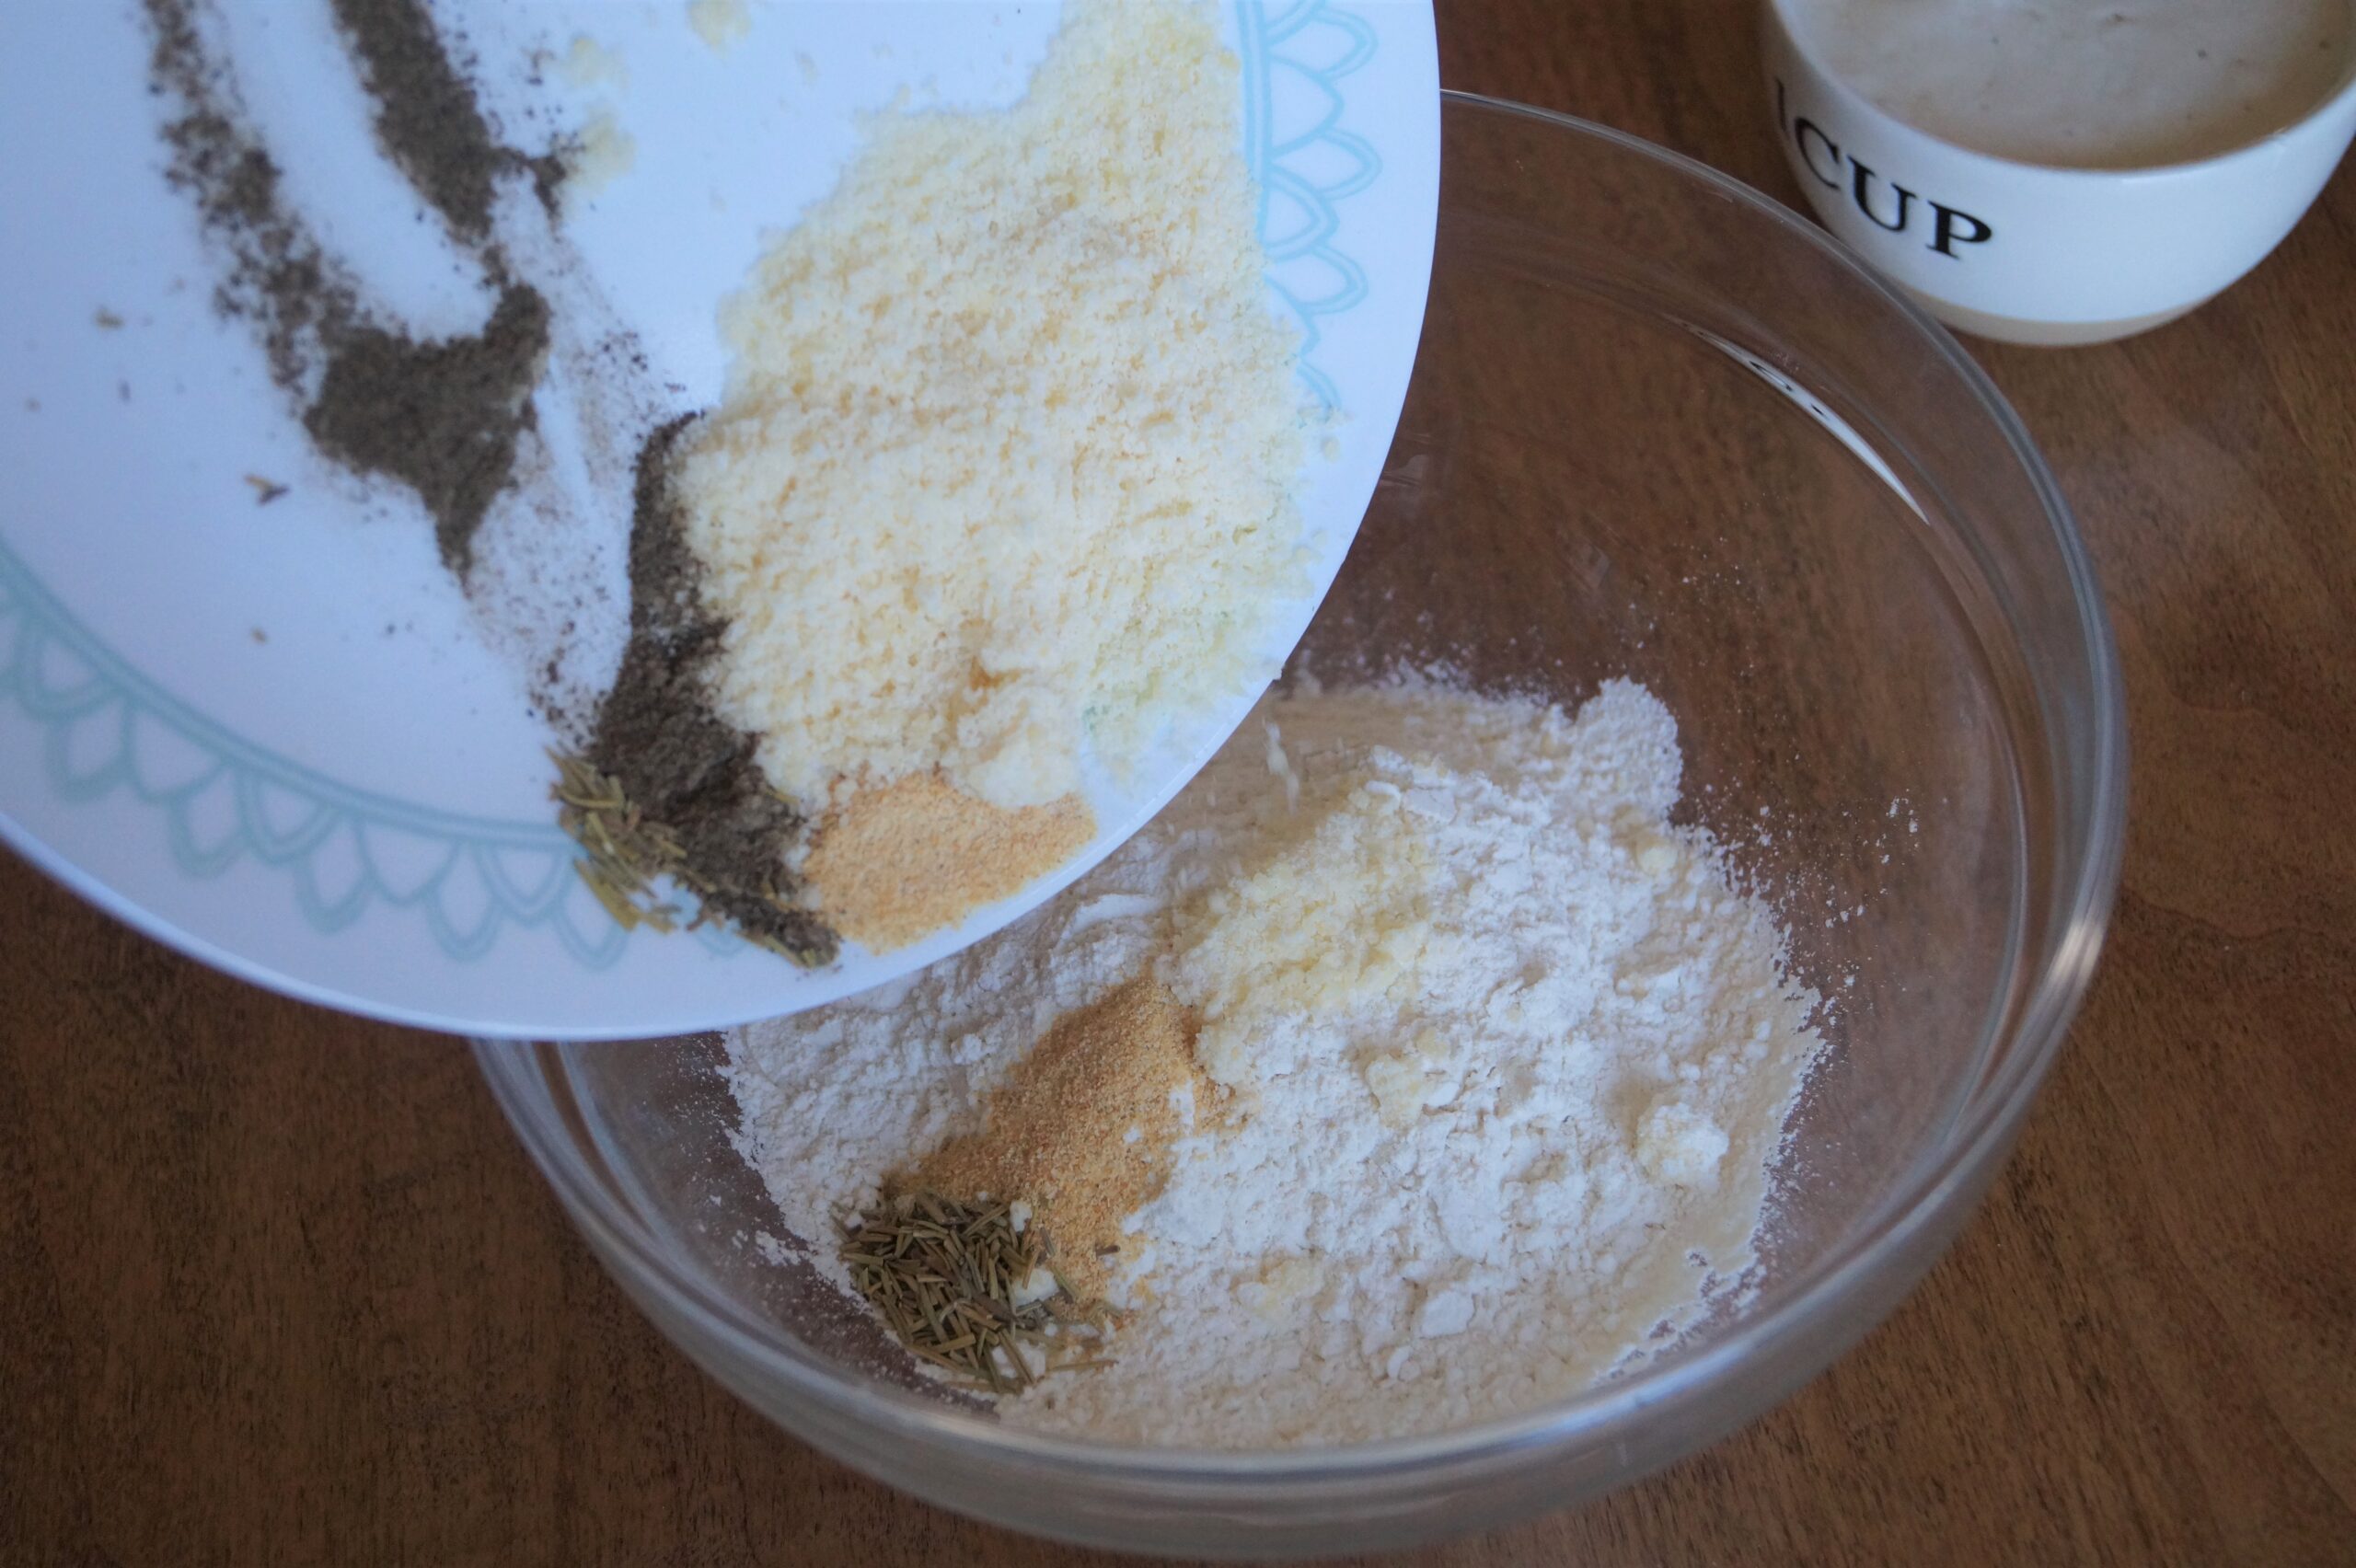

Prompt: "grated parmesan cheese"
[686,0,752,54]
[676,0,1307,812]
[1172,776,1440,1090]
[560,109,636,215]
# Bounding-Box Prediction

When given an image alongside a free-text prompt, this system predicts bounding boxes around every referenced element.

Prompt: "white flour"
[723,679,1826,1447]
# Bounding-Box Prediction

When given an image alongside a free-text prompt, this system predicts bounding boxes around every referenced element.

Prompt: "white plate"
[0,0,1438,1039]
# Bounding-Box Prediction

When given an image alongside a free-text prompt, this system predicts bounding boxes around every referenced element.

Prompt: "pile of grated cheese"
[677,0,1308,813]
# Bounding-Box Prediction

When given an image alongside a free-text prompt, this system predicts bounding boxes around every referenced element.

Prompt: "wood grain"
[5,4,2353,1562]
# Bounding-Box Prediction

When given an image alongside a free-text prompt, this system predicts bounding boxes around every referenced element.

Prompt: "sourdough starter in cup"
[1786,0,2353,167]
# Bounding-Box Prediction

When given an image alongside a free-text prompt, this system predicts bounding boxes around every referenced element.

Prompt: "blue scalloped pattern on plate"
[0,0,1387,966]
[0,545,645,966]
[1242,1,1382,410]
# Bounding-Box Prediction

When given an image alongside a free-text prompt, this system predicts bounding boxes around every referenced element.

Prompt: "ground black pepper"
[327,0,506,239]
[144,0,559,576]
[582,420,838,963]
[303,284,549,575]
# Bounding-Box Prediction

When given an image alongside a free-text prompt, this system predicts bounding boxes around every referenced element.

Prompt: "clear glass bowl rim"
[476,91,2128,1487]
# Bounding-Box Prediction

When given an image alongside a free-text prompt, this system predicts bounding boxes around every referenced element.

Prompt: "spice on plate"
[552,420,837,966]
[142,0,568,577]
[329,0,500,237]
[303,284,551,576]
[327,0,559,240]
[799,776,1093,955]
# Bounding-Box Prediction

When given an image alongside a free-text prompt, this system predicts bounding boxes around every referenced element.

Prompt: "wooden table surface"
[6,4,2353,1564]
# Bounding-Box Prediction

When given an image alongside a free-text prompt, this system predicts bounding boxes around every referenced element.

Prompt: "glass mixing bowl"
[475,95,2125,1557]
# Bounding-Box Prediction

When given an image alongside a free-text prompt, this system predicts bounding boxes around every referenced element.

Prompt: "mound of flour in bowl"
[722,679,1828,1447]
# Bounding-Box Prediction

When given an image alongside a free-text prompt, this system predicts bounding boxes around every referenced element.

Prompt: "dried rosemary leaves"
[549,749,686,932]
[549,750,831,966]
[839,1192,1117,1393]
